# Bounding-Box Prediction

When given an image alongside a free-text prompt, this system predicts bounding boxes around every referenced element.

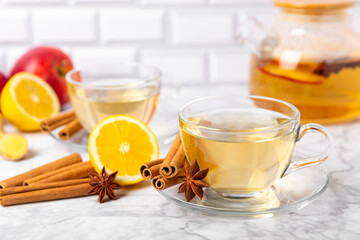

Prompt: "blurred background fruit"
[10,46,74,105]
[0,72,9,111]
[0,72,8,94]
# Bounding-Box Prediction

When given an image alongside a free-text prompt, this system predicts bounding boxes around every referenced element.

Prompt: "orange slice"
[259,62,325,84]
[88,115,159,185]
[0,73,60,131]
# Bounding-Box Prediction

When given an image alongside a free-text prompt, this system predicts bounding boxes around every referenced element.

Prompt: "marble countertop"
[0,85,359,240]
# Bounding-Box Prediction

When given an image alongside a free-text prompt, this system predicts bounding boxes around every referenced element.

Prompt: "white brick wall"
[141,49,205,83]
[72,47,136,75]
[33,8,97,44]
[0,9,30,43]
[209,49,251,83]
[172,10,234,45]
[142,0,206,5]
[5,47,30,73]
[0,0,358,86]
[100,9,164,43]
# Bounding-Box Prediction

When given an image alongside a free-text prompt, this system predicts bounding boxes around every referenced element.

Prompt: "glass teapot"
[237,0,360,124]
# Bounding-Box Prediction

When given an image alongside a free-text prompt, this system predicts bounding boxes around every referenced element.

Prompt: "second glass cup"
[66,62,161,133]
[179,95,333,199]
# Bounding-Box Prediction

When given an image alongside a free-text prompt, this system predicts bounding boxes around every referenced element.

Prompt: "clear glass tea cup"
[66,62,161,133]
[179,95,333,199]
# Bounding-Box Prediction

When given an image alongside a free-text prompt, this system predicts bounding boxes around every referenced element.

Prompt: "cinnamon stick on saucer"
[40,111,76,133]
[140,159,164,181]
[0,153,82,189]
[0,183,92,206]
[166,146,186,178]
[152,176,182,191]
[160,133,185,178]
[0,178,91,196]
[35,161,94,184]
[58,118,82,140]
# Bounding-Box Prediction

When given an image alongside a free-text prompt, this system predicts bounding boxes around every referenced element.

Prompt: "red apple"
[0,72,8,95]
[10,46,74,104]
[0,72,8,111]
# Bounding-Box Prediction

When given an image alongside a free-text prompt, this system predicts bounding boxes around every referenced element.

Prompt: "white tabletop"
[0,85,359,240]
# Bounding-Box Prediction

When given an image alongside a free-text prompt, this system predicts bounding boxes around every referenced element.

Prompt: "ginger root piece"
[0,134,28,161]
[0,114,28,161]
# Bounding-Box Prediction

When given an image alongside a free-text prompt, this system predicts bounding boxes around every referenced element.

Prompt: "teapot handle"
[236,16,278,58]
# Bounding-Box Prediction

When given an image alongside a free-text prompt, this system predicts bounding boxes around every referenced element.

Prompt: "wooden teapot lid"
[273,0,355,9]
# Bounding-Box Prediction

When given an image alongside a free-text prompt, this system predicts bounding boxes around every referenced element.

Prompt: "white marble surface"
[0,85,359,240]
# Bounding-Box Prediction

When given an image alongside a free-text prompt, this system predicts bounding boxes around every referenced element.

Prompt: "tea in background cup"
[66,62,161,132]
[179,95,333,198]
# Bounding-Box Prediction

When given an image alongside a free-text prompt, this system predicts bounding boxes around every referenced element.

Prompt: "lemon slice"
[89,115,159,185]
[0,73,60,131]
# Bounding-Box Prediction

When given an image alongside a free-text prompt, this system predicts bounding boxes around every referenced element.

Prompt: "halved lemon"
[88,115,159,185]
[1,73,60,131]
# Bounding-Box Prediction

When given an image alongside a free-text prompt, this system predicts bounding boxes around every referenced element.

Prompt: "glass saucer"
[49,128,89,152]
[157,165,330,218]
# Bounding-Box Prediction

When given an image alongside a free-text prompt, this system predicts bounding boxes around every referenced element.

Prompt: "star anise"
[88,167,121,203]
[178,160,210,202]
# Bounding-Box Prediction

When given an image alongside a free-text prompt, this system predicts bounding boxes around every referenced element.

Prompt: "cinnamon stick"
[140,159,164,181]
[0,179,91,196]
[35,161,94,184]
[24,161,90,185]
[160,133,182,177]
[0,153,82,189]
[40,111,76,133]
[58,118,82,140]
[165,145,186,178]
[152,176,182,191]
[0,183,91,206]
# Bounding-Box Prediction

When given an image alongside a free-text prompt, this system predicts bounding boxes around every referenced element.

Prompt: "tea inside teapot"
[239,0,360,124]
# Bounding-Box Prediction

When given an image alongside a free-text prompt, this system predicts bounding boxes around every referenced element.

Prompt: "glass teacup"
[66,62,161,133]
[179,95,333,199]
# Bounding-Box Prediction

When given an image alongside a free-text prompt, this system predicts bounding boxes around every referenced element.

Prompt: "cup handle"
[282,123,334,177]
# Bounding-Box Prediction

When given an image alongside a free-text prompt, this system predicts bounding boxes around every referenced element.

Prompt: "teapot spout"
[236,16,278,59]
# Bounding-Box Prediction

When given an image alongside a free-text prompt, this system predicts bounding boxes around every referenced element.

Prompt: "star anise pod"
[88,167,121,203]
[178,160,210,202]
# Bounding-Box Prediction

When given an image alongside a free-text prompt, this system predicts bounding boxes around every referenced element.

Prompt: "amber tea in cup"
[66,63,161,132]
[179,95,333,198]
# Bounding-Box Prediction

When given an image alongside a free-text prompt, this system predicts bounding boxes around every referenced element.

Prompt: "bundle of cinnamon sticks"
[140,133,186,190]
[0,153,95,206]
[41,110,83,140]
